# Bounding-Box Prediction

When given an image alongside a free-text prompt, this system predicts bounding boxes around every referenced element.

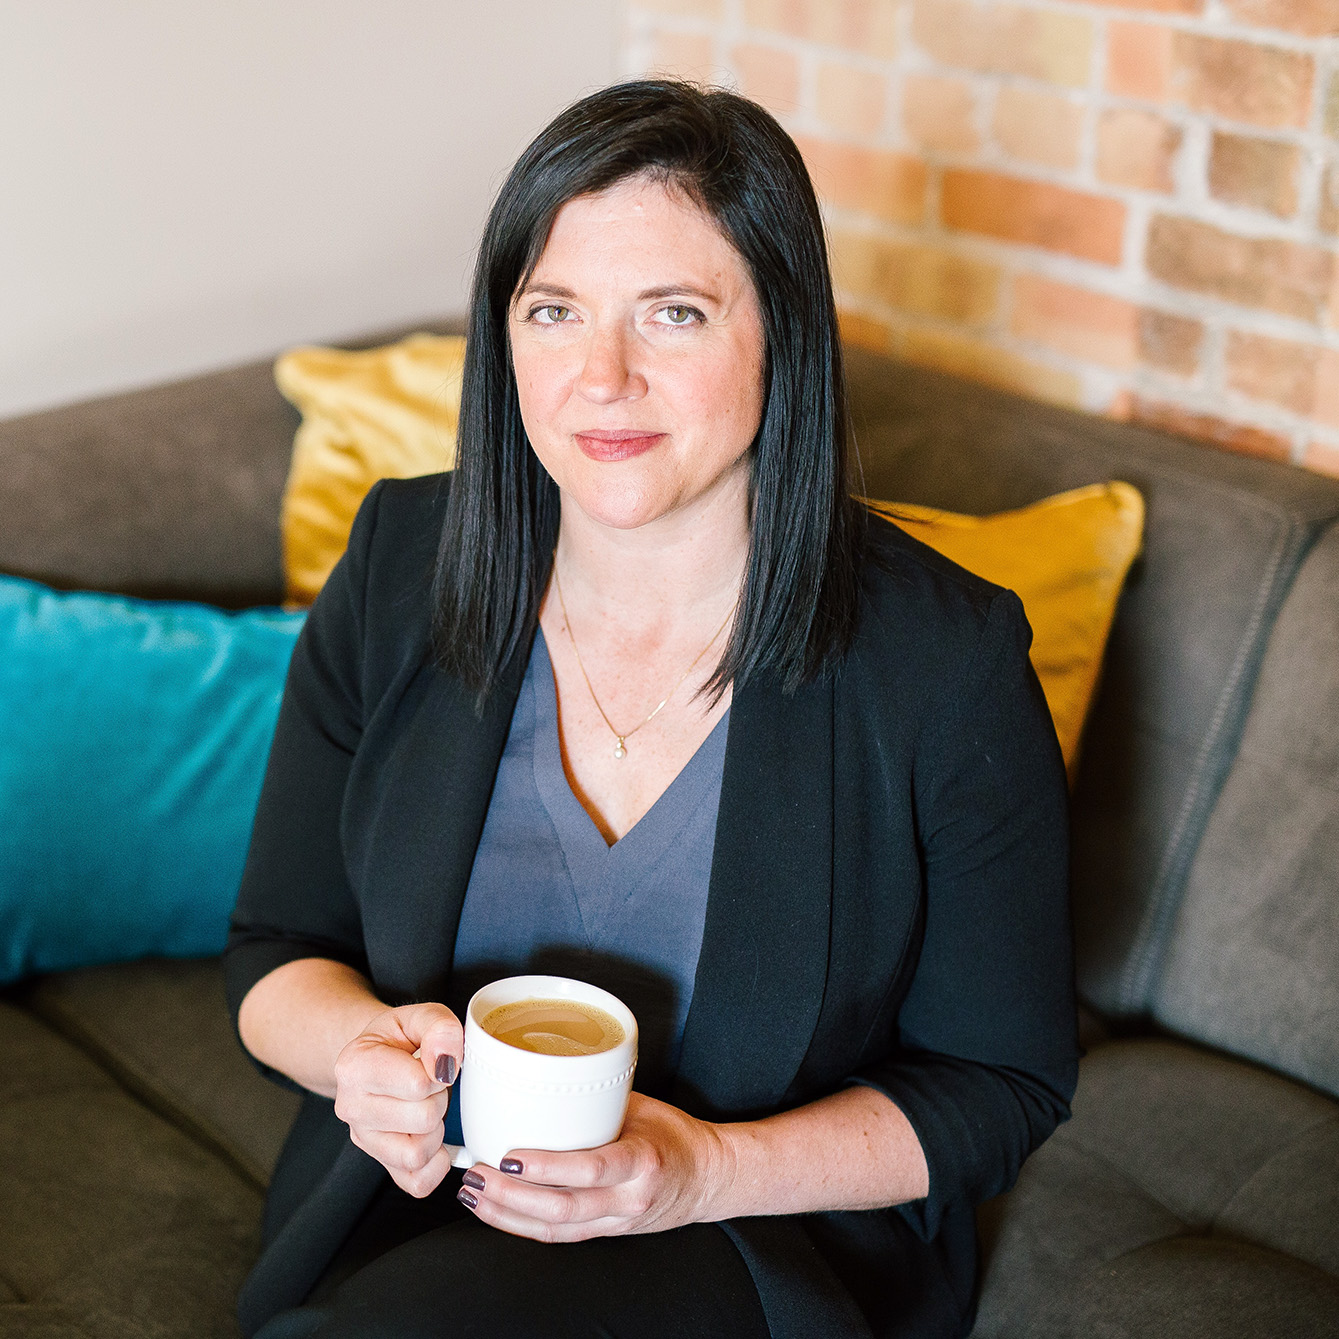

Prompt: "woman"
[227,80,1078,1339]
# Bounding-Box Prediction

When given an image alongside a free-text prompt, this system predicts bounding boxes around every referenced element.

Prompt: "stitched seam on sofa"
[1209,1110,1339,1233]
[1057,1134,1196,1231]
[1116,517,1296,1015]
[19,1000,269,1191]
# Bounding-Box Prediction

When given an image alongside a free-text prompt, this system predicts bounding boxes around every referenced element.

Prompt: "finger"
[390,1003,464,1087]
[459,1165,622,1228]
[350,1124,449,1184]
[337,1035,448,1101]
[496,1142,640,1189]
[388,1141,456,1200]
[335,1088,449,1137]
[458,1183,626,1244]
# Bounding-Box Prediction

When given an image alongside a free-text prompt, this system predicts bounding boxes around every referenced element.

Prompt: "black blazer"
[226,475,1078,1339]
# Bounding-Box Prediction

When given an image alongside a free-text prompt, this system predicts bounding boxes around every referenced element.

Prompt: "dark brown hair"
[432,79,864,705]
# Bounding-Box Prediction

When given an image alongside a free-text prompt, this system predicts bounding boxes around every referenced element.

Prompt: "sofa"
[2,330,1337,1338]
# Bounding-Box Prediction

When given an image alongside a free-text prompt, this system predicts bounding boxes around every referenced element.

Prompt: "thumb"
[393,1002,464,1088]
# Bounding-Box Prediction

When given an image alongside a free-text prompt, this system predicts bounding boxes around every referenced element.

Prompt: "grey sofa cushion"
[972,1038,1339,1338]
[25,958,299,1188]
[0,362,297,607]
[1153,522,1339,1100]
[0,999,262,1338]
[844,351,1339,1018]
[0,319,463,609]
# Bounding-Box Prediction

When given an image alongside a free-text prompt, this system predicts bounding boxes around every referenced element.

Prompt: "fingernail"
[499,1158,523,1175]
[456,1187,478,1210]
[435,1054,458,1085]
[461,1169,485,1190]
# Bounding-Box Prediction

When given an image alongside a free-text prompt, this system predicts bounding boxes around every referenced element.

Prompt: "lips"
[574,430,666,462]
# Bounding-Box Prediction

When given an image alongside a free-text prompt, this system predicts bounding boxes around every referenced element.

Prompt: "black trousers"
[253,1174,773,1339]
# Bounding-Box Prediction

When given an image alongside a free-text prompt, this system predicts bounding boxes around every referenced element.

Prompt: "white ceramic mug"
[443,974,638,1171]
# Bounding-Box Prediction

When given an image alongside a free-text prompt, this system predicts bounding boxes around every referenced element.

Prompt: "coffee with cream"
[481,997,626,1057]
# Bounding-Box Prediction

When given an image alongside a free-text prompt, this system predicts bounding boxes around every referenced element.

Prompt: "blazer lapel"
[673,669,835,1118]
[355,640,532,1004]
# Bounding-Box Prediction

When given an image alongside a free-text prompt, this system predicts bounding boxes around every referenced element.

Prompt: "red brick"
[1085,0,1202,9]
[1322,164,1339,236]
[1188,40,1314,129]
[1107,24,1313,129]
[1096,109,1181,193]
[1313,349,1339,428]
[816,61,887,137]
[1225,331,1318,413]
[1106,21,1175,99]
[1173,33,1314,129]
[796,137,929,225]
[1011,275,1141,368]
[731,42,801,113]
[1209,132,1301,218]
[992,87,1084,170]
[1126,395,1292,461]
[912,0,1093,88]
[829,231,1002,325]
[1146,216,1334,322]
[744,0,899,59]
[898,328,1084,406]
[1303,439,1339,476]
[837,309,894,354]
[1138,310,1203,374]
[1222,0,1339,37]
[902,75,980,155]
[941,170,1126,265]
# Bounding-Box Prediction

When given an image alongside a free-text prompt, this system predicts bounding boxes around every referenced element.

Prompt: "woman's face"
[509,174,766,534]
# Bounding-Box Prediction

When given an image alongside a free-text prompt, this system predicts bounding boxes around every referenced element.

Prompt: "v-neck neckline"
[529,628,729,867]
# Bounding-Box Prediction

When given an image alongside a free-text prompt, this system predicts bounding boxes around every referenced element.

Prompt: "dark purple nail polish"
[461,1169,485,1191]
[456,1187,478,1210]
[435,1054,458,1085]
[499,1158,523,1175]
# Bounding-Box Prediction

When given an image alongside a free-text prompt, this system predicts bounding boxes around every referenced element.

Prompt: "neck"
[552,473,750,636]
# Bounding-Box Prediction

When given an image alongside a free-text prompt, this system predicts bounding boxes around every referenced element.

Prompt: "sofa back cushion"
[844,350,1339,1018]
[1152,522,1339,1097]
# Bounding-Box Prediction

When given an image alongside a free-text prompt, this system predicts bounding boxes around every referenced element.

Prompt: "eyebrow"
[517,281,721,303]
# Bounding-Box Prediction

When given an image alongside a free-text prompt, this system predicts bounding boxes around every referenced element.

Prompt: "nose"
[575,321,647,404]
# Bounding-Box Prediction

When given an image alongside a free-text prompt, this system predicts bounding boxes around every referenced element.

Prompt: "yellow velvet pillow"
[276,334,466,605]
[867,483,1144,779]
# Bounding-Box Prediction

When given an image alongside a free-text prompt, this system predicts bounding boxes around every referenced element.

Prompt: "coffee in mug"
[481,997,626,1057]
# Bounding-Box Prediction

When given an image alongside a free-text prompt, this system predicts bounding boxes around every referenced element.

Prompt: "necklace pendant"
[613,738,627,759]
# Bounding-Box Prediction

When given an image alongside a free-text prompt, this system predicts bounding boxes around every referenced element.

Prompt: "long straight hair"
[431,79,865,706]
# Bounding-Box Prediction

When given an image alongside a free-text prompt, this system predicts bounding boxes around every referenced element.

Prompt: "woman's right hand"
[332,1001,464,1198]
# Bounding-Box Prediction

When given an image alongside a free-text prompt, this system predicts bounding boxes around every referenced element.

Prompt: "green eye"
[542,305,570,323]
[664,305,692,324]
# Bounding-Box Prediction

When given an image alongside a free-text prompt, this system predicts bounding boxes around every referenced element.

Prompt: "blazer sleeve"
[852,587,1080,1240]
[223,481,388,1086]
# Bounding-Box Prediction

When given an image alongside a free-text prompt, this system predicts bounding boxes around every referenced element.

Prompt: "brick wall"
[622,0,1339,478]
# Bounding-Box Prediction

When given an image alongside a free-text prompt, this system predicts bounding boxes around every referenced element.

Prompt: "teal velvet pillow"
[0,574,305,982]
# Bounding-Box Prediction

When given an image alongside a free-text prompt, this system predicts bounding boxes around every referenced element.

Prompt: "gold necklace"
[551,561,737,760]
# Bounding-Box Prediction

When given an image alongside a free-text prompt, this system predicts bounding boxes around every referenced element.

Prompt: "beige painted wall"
[0,0,620,418]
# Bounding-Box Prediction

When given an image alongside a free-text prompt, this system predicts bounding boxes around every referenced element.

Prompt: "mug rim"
[463,974,639,1076]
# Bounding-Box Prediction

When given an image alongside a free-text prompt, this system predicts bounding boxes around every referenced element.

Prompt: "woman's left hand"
[454,1091,731,1241]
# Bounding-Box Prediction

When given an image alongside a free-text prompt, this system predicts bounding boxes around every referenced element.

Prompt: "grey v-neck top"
[449,630,729,1099]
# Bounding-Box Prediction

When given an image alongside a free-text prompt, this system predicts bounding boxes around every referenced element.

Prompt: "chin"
[562,478,676,532]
